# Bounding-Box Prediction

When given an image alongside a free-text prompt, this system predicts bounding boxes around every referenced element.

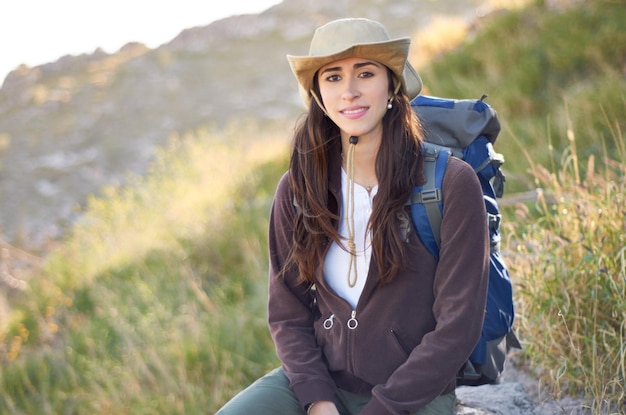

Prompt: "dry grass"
[505,119,626,413]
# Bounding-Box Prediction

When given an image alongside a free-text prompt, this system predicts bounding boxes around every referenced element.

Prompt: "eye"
[358,71,375,78]
[324,74,341,82]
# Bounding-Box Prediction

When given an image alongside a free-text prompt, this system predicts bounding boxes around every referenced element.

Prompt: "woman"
[217,18,489,415]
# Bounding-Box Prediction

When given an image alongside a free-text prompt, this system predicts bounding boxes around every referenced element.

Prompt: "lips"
[340,106,368,119]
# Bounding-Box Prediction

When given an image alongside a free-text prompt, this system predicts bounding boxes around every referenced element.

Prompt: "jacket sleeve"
[362,158,490,415]
[266,172,338,409]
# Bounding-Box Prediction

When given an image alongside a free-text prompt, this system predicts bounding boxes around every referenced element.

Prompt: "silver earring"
[387,101,393,109]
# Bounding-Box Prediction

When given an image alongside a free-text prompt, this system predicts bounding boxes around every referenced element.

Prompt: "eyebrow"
[320,61,381,75]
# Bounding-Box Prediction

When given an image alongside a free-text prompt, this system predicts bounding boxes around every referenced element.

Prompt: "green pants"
[216,368,456,415]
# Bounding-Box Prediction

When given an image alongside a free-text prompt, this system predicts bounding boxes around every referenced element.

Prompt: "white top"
[323,168,377,309]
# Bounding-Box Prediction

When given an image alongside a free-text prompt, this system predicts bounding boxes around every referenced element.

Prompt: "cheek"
[374,83,392,102]
[318,85,338,107]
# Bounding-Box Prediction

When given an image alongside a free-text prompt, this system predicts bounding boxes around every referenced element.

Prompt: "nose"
[341,78,360,101]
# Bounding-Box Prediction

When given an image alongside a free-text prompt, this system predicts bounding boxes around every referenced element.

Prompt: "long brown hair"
[284,71,425,284]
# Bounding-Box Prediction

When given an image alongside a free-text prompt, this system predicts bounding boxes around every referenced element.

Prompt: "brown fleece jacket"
[267,144,489,415]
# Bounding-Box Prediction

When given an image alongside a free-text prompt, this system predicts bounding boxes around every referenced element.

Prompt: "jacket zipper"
[347,310,358,329]
[347,309,358,372]
[323,314,335,329]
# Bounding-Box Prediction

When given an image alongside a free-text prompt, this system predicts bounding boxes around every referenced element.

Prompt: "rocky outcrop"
[455,360,590,415]
[456,383,538,414]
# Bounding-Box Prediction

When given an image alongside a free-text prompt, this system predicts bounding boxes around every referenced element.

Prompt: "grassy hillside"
[0,1,624,414]
[0,122,290,414]
[414,0,626,192]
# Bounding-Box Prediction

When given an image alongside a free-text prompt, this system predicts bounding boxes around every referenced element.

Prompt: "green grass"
[0,123,288,414]
[1,1,625,413]
[417,0,626,193]
[504,116,626,413]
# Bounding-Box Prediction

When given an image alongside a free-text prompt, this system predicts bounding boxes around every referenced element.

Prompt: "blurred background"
[0,0,624,414]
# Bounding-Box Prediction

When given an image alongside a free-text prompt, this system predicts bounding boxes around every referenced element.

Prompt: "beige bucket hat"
[288,18,422,106]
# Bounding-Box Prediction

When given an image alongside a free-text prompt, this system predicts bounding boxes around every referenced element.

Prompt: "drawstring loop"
[345,136,359,288]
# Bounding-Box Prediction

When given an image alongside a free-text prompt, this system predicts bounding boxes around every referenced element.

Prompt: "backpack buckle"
[419,188,442,204]
[488,213,501,230]
[408,188,442,205]
[422,146,439,162]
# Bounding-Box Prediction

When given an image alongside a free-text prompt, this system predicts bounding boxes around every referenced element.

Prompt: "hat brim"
[288,39,422,106]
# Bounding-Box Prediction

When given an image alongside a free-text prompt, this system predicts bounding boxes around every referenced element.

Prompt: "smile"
[340,106,368,118]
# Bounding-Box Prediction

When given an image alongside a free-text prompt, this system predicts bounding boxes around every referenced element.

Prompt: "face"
[317,57,391,143]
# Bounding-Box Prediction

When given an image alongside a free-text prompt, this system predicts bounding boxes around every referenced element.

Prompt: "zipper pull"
[347,310,358,330]
[323,314,335,329]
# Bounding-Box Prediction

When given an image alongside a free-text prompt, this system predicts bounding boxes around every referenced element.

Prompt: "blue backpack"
[409,95,521,386]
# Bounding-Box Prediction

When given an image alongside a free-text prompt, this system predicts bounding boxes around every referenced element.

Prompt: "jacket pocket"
[390,328,412,357]
[353,327,411,385]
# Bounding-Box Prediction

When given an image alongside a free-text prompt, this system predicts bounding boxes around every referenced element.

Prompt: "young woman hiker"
[216,18,489,415]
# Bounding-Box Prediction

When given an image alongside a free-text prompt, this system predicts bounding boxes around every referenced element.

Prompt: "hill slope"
[0,0,486,249]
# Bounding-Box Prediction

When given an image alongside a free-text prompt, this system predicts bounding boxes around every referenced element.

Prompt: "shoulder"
[440,156,483,213]
[438,157,487,238]
[275,170,292,199]
[271,171,296,221]
[442,156,480,189]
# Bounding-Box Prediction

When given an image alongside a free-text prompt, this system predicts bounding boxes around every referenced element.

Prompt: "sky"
[0,0,282,83]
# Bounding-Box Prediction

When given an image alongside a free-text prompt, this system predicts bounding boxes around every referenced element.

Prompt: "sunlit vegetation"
[0,1,624,413]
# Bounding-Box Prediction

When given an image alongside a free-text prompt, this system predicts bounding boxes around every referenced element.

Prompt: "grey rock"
[456,383,536,415]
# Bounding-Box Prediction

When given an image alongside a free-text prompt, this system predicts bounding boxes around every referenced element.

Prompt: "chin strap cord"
[345,136,358,288]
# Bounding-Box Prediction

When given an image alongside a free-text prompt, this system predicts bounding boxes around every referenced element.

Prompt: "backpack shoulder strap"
[407,143,450,259]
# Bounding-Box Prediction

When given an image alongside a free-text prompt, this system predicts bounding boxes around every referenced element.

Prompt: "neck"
[341,134,379,189]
